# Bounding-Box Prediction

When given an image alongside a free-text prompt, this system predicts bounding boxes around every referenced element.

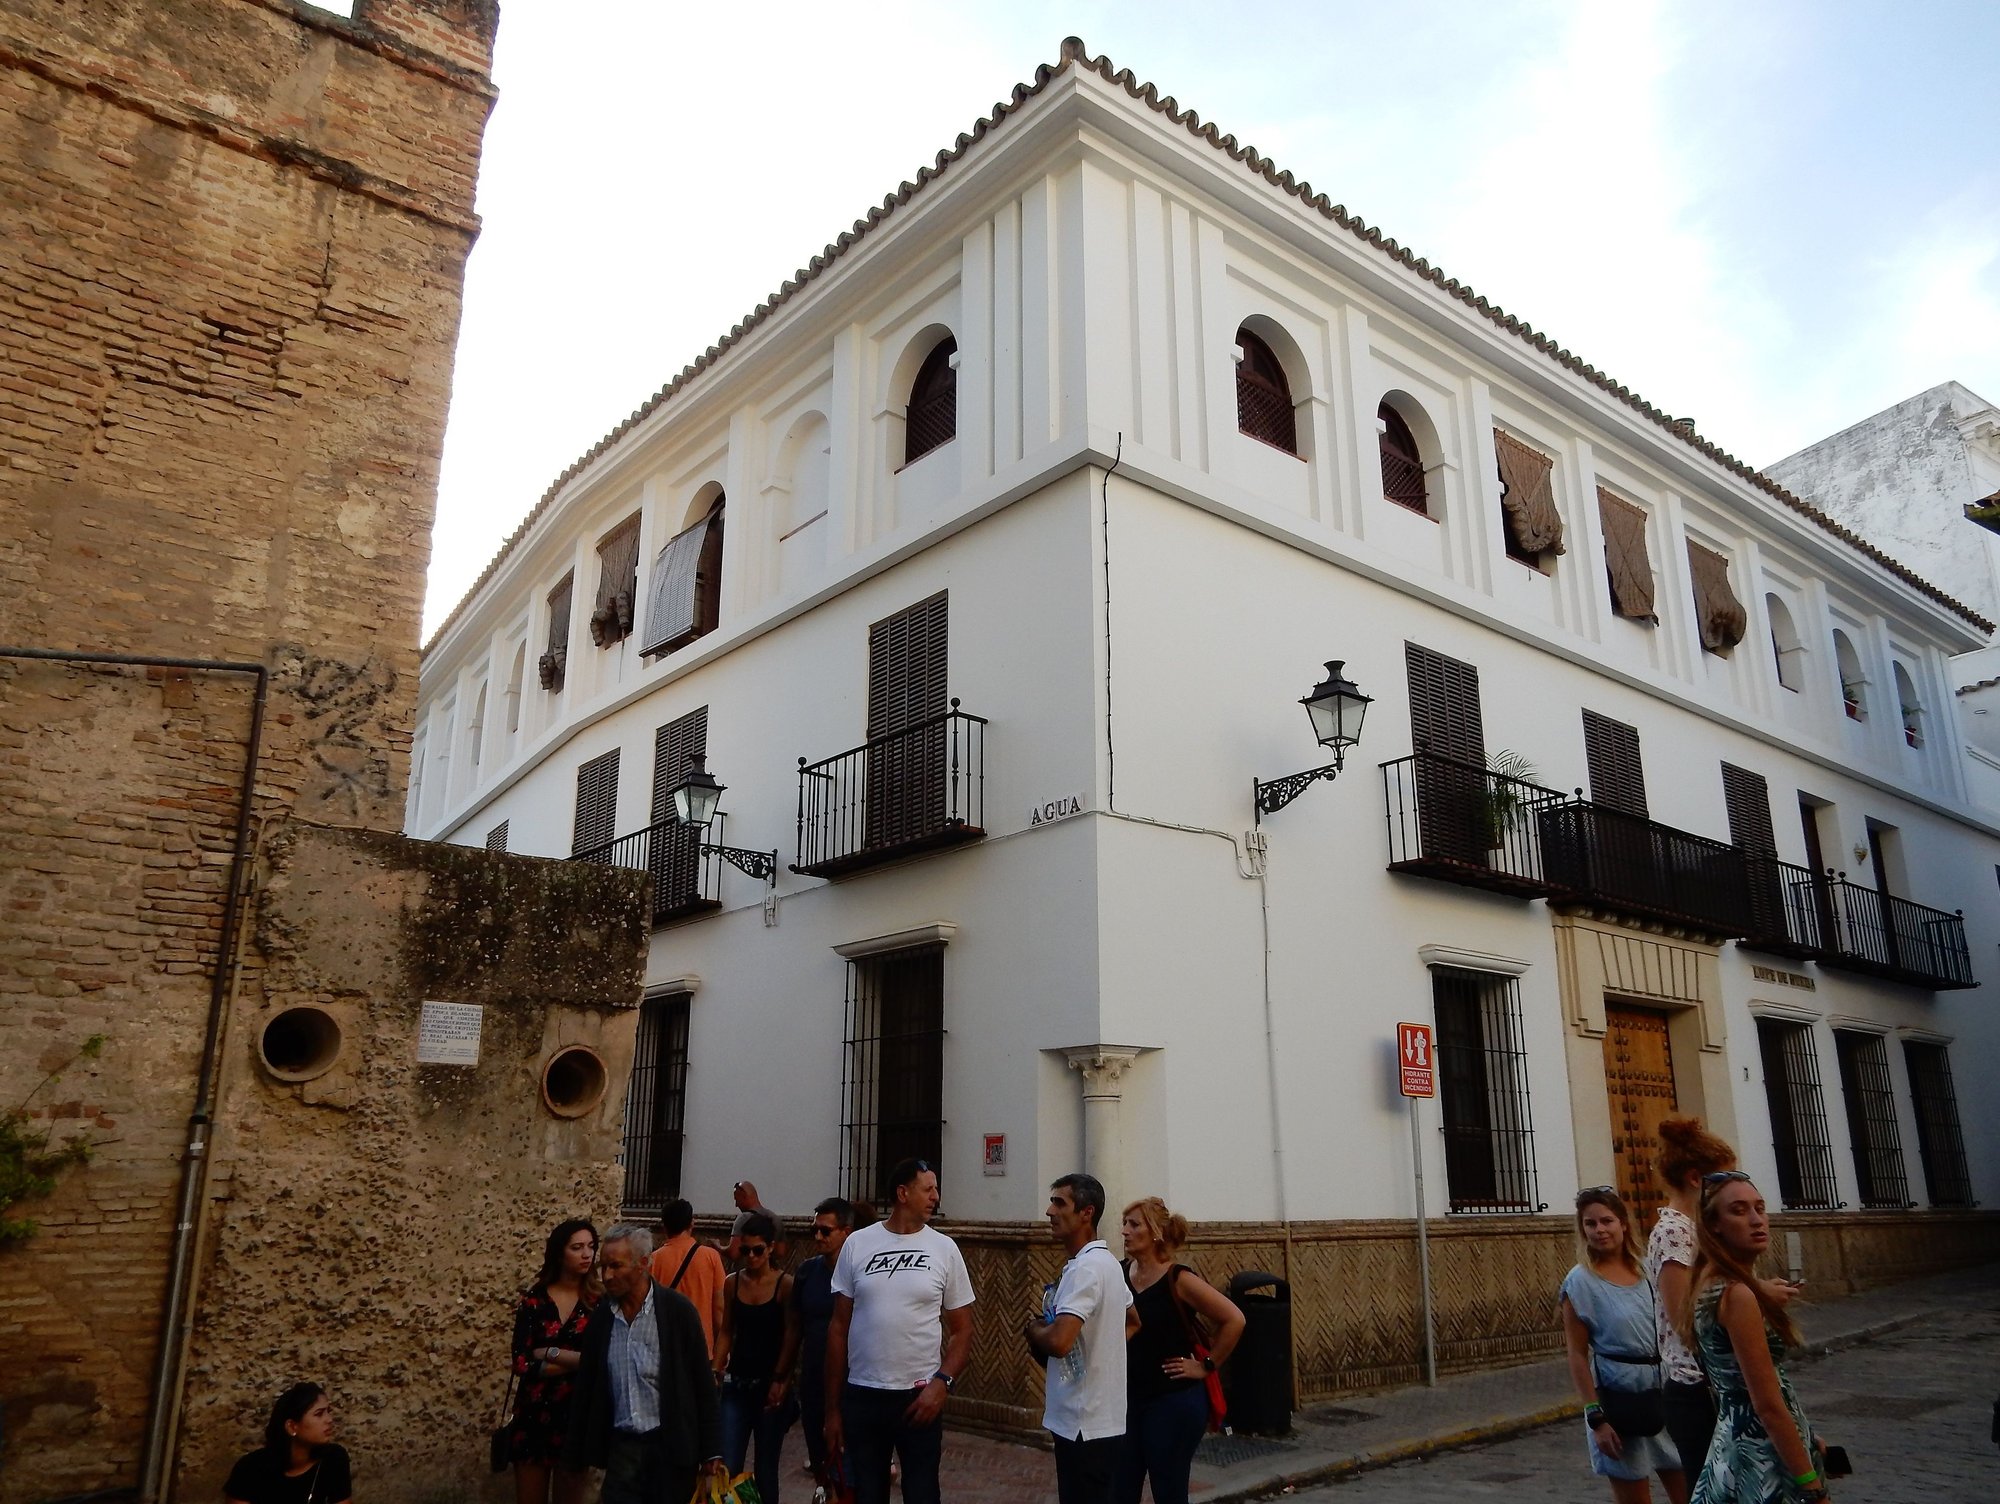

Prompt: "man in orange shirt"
[649,1198,727,1360]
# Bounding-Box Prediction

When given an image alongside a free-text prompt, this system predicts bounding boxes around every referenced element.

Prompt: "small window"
[1492,428,1564,567]
[1597,488,1656,623]
[841,945,945,1206]
[1378,402,1429,515]
[1767,594,1805,691]
[1903,1041,1972,1208]
[539,573,573,692]
[1235,329,1298,454]
[1833,630,1866,721]
[1833,1030,1910,1209]
[590,514,643,648]
[904,338,958,465]
[504,642,525,740]
[622,991,693,1214]
[467,683,486,773]
[485,820,508,853]
[640,498,724,658]
[1755,1017,1840,1210]
[1893,663,1923,749]
[1686,541,1747,655]
[1432,968,1540,1213]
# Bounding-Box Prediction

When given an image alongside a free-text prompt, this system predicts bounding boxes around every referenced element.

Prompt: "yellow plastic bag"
[691,1472,761,1504]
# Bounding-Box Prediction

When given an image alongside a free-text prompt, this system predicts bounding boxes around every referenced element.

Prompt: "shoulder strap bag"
[1166,1266,1229,1433]
[668,1242,699,1291]
[488,1365,519,1473]
[1593,1279,1665,1439]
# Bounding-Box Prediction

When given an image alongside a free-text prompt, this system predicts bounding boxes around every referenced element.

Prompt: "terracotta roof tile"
[424,37,1993,654]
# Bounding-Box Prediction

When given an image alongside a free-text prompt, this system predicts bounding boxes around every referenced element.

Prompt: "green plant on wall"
[1,1034,107,1251]
[1480,749,1542,849]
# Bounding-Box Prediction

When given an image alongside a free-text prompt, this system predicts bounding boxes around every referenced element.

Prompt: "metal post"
[1410,1094,1437,1387]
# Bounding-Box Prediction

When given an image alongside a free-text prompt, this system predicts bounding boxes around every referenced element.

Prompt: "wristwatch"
[931,1371,955,1391]
[1201,1356,1217,1373]
[1583,1405,1606,1430]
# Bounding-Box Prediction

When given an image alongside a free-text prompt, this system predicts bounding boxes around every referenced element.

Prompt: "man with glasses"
[825,1160,975,1504]
[787,1197,855,1491]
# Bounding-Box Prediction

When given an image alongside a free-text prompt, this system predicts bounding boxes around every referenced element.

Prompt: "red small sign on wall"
[1397,1022,1436,1098]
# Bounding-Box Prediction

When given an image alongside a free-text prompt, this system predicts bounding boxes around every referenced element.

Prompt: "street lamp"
[667,755,777,885]
[1253,660,1373,822]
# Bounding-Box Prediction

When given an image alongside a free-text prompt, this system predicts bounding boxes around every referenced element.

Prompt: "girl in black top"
[713,1212,800,1504]
[223,1383,352,1504]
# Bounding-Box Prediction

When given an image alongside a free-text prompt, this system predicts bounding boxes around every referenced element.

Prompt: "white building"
[413,41,1997,1396]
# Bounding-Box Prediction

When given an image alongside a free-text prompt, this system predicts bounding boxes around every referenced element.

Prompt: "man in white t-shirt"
[1025,1173,1131,1504]
[825,1158,975,1504]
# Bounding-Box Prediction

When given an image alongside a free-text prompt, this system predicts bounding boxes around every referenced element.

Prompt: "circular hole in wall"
[542,1046,608,1119]
[260,1006,343,1082]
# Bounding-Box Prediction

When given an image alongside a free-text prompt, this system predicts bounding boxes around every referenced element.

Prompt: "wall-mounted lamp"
[1253,660,1373,823]
[670,755,778,885]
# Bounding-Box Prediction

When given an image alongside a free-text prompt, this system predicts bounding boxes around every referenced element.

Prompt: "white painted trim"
[1896,1025,1955,1046]
[1823,1013,1890,1035]
[1747,999,1821,1025]
[832,921,959,959]
[650,975,701,998]
[1418,943,1532,977]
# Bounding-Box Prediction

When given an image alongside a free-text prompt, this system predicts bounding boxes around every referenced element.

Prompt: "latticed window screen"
[484,820,508,853]
[1432,968,1540,1213]
[904,339,958,464]
[1235,330,1298,454]
[1834,1030,1910,1208]
[840,945,944,1206]
[1902,1041,1972,1207]
[1583,710,1647,818]
[540,573,573,691]
[571,748,620,858]
[621,990,691,1214]
[1378,403,1428,514]
[1755,1017,1840,1210]
[648,707,708,911]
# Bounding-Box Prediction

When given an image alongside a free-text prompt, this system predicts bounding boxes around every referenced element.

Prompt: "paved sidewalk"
[764,1259,1997,1504]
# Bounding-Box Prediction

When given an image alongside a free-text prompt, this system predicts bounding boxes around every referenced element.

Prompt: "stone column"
[1062,1045,1146,1205]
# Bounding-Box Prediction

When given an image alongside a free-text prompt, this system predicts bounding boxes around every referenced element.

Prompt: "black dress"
[505,1286,594,1464]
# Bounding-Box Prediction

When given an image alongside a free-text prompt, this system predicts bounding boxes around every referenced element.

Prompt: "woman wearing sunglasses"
[1682,1171,1830,1503]
[713,1212,800,1504]
[1560,1186,1686,1504]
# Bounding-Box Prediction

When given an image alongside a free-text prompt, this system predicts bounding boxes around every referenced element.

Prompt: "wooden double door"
[1602,1002,1679,1228]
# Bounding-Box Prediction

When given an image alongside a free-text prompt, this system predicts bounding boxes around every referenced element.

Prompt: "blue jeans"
[842,1383,942,1504]
[718,1377,799,1504]
[1113,1383,1207,1504]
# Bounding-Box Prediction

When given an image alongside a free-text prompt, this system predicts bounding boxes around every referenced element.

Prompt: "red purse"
[1168,1266,1228,1433]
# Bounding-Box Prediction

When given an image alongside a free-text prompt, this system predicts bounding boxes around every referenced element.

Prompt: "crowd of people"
[222,1133,1842,1504]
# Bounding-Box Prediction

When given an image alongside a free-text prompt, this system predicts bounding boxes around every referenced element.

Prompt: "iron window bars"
[1432,968,1543,1214]
[839,945,944,1207]
[621,991,691,1215]
[1833,1030,1912,1209]
[1902,1041,1973,1208]
[1755,1017,1841,1211]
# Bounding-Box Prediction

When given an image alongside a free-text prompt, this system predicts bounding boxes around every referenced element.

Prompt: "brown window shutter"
[590,514,643,647]
[1597,488,1657,623]
[868,591,949,738]
[1405,643,1486,763]
[484,820,508,853]
[1720,762,1775,853]
[640,501,724,657]
[572,748,620,856]
[1379,404,1429,514]
[905,339,958,465]
[650,706,711,825]
[1493,429,1566,561]
[1582,710,1646,818]
[1687,540,1748,654]
[540,573,573,691]
[648,706,709,908]
[1235,330,1298,454]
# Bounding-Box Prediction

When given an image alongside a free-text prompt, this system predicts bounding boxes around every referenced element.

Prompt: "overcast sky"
[411,0,2000,638]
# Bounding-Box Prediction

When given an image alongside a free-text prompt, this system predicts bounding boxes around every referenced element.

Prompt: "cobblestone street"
[1292,1306,2000,1501]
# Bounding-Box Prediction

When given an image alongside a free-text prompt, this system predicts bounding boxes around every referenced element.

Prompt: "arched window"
[1235,329,1297,454]
[1833,631,1866,721]
[1894,663,1923,749]
[904,337,957,465]
[504,641,525,740]
[1378,402,1428,514]
[1766,594,1804,692]
[468,683,486,773]
[639,491,724,658]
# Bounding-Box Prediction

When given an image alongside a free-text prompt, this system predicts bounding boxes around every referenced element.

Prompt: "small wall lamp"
[1253,660,1373,823]
[670,755,778,885]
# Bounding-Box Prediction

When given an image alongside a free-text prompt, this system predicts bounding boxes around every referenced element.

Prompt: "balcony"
[572,815,728,927]
[1536,800,1751,936]
[1381,751,1569,898]
[1818,878,1975,990]
[793,702,986,879]
[1738,855,1829,959]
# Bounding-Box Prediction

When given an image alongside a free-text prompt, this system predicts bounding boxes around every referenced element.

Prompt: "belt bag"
[1593,1347,1664,1439]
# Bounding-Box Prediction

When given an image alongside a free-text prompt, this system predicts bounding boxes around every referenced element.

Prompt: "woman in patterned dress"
[1683,1173,1830,1504]
[506,1218,599,1504]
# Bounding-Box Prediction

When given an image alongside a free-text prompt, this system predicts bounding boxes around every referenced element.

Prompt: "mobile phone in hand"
[1822,1444,1852,1477]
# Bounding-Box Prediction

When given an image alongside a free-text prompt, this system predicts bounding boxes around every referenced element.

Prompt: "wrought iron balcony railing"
[1536,800,1752,935]
[1381,751,1570,898]
[572,812,775,927]
[1818,877,1975,990]
[1738,854,1830,959]
[793,702,986,879]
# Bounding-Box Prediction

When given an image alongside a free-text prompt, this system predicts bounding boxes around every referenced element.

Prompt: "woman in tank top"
[713,1211,799,1504]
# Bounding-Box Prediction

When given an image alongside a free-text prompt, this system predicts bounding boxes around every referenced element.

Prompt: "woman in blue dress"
[1560,1186,1686,1504]
[1683,1172,1831,1504]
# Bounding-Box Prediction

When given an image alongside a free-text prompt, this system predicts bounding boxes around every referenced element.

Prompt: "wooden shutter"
[590,514,642,647]
[1405,643,1485,764]
[647,706,709,909]
[571,748,620,856]
[1597,489,1657,623]
[867,592,949,848]
[905,340,958,464]
[1379,404,1428,514]
[1720,763,1775,854]
[539,573,573,690]
[1686,540,1747,653]
[1235,330,1298,454]
[1493,429,1565,559]
[641,504,720,657]
[649,706,711,823]
[1582,710,1646,818]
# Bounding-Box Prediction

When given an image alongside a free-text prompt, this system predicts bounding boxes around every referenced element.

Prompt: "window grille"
[571,748,619,858]
[485,820,508,853]
[1834,1030,1911,1208]
[1902,1041,1973,1208]
[621,990,691,1215]
[1378,403,1428,514]
[840,945,944,1207]
[905,338,958,464]
[1235,330,1298,454]
[540,573,573,691]
[1755,1017,1840,1210]
[1583,710,1648,819]
[590,514,642,648]
[1432,968,1541,1213]
[648,707,709,910]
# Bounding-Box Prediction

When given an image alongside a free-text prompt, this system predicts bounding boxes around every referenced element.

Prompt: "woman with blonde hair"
[1114,1197,1244,1504]
[1561,1186,1685,1504]
[1649,1117,1738,1478]
[1683,1172,1829,1502]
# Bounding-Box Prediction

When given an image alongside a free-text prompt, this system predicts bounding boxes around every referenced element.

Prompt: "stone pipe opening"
[542,1045,607,1119]
[260,1006,343,1082]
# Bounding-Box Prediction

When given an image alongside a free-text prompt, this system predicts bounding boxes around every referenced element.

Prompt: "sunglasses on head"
[1703,1170,1753,1187]
[1575,1185,1617,1202]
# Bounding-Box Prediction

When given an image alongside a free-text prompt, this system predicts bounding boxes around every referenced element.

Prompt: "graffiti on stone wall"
[272,645,400,818]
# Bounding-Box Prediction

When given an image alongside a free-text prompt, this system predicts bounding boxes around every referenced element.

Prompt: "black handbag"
[1594,1280,1665,1439]
[490,1366,518,1474]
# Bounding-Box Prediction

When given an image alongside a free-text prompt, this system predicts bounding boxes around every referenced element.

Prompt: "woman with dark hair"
[1683,1173,1830,1503]
[224,1383,352,1504]
[1649,1118,1740,1480]
[1561,1187,1685,1504]
[504,1218,599,1504]
[713,1211,799,1504]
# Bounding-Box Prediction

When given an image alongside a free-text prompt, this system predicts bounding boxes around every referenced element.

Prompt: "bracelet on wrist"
[1794,1470,1820,1486]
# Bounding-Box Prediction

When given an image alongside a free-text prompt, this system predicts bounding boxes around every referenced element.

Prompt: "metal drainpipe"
[1,647,269,1504]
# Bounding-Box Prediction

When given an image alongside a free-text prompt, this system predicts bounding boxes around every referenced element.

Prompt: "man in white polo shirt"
[1025,1172,1131,1504]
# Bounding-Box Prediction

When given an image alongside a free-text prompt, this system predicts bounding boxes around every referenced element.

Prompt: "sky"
[408,0,2000,639]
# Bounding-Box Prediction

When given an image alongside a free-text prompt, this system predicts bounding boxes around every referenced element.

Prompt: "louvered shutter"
[591,515,643,647]
[1406,643,1487,866]
[647,706,709,910]
[1720,763,1775,854]
[641,508,719,658]
[867,592,948,848]
[1687,541,1748,653]
[540,574,573,690]
[1493,429,1566,559]
[484,820,508,853]
[572,748,620,857]
[1582,710,1647,818]
[1597,489,1657,623]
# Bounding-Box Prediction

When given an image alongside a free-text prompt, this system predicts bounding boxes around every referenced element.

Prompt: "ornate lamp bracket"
[707,844,778,887]
[1252,751,1346,824]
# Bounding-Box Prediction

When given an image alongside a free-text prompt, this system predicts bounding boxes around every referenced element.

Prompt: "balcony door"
[1603,1002,1677,1228]
[649,706,708,917]
[866,592,948,850]
[1406,643,1487,867]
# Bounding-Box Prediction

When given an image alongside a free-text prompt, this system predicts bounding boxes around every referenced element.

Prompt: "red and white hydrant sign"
[1397,1022,1436,1098]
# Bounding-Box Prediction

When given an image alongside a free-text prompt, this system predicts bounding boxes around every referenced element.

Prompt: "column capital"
[1061,1044,1148,1096]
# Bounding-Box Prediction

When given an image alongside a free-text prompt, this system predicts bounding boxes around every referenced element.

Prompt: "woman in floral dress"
[506,1218,599,1504]
[1683,1174,1830,1504]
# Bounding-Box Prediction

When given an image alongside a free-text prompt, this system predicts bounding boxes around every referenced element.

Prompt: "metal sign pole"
[1409,1093,1437,1387]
